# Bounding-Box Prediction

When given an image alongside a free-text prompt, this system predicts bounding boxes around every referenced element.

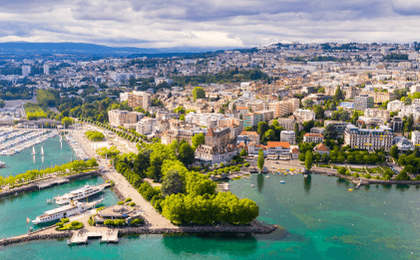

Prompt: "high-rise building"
[43,64,49,75]
[354,95,374,111]
[22,66,31,77]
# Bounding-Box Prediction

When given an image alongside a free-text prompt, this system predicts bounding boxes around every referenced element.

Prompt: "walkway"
[69,128,176,229]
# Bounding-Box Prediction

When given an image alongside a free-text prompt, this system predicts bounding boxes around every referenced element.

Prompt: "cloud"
[0,0,418,48]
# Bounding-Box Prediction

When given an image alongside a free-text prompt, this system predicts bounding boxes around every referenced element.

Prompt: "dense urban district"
[2,42,420,231]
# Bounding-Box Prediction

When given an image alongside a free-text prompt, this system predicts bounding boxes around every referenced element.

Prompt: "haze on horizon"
[0,0,419,49]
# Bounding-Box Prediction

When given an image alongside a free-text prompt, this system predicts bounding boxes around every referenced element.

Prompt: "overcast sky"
[0,0,419,48]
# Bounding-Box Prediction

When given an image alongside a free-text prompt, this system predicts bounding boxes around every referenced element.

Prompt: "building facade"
[354,95,374,111]
[108,110,142,127]
[280,130,296,144]
[344,124,393,151]
[120,91,152,109]
[303,133,324,143]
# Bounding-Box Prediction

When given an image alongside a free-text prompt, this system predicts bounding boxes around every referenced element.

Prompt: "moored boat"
[54,184,106,205]
[32,198,103,224]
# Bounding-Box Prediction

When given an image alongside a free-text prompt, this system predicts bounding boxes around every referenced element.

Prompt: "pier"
[68,230,119,245]
[36,178,70,189]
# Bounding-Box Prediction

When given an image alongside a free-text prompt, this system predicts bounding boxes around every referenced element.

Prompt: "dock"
[68,230,118,245]
[36,178,69,189]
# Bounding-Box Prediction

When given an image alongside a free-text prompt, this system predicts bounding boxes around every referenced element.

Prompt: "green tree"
[61,117,73,128]
[191,133,205,150]
[305,151,313,170]
[192,87,206,101]
[314,105,324,119]
[178,143,195,166]
[0,100,4,108]
[240,148,248,156]
[303,99,314,108]
[257,149,265,171]
[333,85,344,102]
[390,145,399,159]
[129,76,136,86]
[323,124,337,140]
[161,169,184,196]
[257,121,269,140]
[294,123,300,139]
[395,170,410,180]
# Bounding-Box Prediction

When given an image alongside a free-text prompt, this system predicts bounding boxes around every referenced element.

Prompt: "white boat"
[0,161,5,168]
[54,184,106,205]
[31,146,36,155]
[32,198,104,225]
[41,147,44,155]
[280,181,285,184]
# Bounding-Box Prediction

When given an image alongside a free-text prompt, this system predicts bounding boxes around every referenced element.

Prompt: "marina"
[0,136,75,177]
[0,129,58,156]
[65,133,89,160]
[0,175,118,238]
[68,230,119,245]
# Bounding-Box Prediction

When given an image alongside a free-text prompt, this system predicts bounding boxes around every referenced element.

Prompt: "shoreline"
[0,221,278,247]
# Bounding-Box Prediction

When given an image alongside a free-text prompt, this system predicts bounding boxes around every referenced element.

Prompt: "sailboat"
[31,146,36,155]
[41,147,44,156]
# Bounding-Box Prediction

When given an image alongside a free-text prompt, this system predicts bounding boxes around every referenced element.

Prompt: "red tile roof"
[267,141,290,148]
[240,130,259,136]
[304,133,323,137]
[314,143,329,152]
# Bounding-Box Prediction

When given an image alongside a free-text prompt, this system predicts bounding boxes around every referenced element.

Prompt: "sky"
[0,0,420,48]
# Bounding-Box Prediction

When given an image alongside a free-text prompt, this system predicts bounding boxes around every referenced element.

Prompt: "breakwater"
[0,232,72,246]
[0,222,278,247]
[0,170,101,198]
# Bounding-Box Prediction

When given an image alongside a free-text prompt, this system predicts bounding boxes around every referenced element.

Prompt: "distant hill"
[0,42,229,56]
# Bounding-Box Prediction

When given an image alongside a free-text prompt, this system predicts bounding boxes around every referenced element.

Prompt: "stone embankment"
[314,171,420,186]
[119,222,277,236]
[0,222,278,247]
[0,170,100,199]
[0,232,72,246]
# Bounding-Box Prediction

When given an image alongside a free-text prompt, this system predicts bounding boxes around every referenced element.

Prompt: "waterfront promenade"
[70,128,176,229]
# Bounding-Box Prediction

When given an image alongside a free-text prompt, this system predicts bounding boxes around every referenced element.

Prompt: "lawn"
[24,103,47,120]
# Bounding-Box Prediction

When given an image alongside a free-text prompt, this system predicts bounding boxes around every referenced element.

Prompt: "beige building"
[268,98,299,118]
[303,133,324,143]
[136,118,157,135]
[364,109,390,122]
[120,91,152,109]
[108,110,142,127]
[293,109,315,122]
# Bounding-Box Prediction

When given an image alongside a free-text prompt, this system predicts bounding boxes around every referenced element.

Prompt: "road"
[70,127,176,229]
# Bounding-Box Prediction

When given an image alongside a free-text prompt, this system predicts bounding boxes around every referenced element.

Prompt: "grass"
[367,167,380,174]
[350,167,365,173]
[318,164,330,168]
[24,103,47,120]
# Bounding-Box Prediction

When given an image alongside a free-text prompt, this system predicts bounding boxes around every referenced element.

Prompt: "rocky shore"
[0,232,72,246]
[0,222,278,247]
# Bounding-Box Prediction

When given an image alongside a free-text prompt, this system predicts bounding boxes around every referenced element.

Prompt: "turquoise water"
[0,136,75,177]
[1,174,420,259]
[0,176,118,238]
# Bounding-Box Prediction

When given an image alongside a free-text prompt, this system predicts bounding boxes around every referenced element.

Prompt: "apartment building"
[411,130,420,145]
[268,98,300,118]
[108,110,142,127]
[293,109,316,122]
[280,130,296,144]
[354,95,374,111]
[136,118,157,135]
[243,113,263,128]
[387,100,404,112]
[303,133,324,143]
[237,131,260,145]
[344,124,393,151]
[389,117,403,132]
[120,91,152,109]
[266,142,291,160]
[364,109,390,122]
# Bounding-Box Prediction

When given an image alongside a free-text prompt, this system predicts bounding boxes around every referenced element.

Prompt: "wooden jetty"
[68,230,118,245]
[36,178,69,189]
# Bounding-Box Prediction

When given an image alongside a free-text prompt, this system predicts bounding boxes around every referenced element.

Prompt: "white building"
[280,130,296,144]
[22,66,31,77]
[387,100,404,112]
[411,130,420,145]
[303,133,324,143]
[136,118,157,135]
[43,64,49,75]
[293,109,315,122]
